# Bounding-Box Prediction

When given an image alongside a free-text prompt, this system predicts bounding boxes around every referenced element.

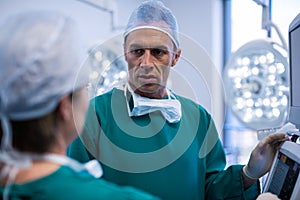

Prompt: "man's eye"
[151,49,167,57]
[130,49,144,56]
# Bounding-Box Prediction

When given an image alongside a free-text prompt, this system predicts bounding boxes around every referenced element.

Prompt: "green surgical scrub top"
[0,165,159,200]
[68,88,260,200]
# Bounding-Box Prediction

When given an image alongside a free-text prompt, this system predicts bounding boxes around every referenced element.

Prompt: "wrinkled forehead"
[124,21,178,48]
[125,28,175,50]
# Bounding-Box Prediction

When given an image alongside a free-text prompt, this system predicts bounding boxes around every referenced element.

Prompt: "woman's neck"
[0,161,60,186]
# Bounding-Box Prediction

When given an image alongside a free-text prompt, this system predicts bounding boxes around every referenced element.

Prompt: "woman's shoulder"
[55,166,159,199]
[2,166,159,200]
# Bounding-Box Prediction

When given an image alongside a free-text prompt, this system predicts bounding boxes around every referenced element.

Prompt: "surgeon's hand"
[243,133,289,180]
[256,192,280,200]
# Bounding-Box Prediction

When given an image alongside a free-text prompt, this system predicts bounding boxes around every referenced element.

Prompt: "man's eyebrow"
[152,46,169,51]
[129,44,169,51]
[128,44,143,50]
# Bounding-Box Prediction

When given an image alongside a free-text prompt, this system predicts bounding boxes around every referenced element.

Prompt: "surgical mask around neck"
[125,84,181,123]
[0,150,103,200]
[0,151,103,178]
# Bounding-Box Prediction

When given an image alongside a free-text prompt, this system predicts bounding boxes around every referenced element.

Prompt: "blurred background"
[1,0,299,166]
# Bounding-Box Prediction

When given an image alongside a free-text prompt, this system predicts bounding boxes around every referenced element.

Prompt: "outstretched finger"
[263,133,286,143]
[267,133,289,147]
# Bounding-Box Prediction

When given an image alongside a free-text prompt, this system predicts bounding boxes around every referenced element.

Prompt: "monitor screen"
[266,151,300,199]
[288,13,300,128]
[263,141,300,200]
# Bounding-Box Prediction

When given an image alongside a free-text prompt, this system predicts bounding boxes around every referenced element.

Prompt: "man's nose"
[140,49,153,67]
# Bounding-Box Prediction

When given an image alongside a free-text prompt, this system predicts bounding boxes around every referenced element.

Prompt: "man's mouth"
[138,75,157,84]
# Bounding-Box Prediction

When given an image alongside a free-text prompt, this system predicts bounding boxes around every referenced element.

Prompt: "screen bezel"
[288,13,300,129]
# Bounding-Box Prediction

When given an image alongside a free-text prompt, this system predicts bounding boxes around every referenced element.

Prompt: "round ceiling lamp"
[223,39,289,130]
[84,38,127,99]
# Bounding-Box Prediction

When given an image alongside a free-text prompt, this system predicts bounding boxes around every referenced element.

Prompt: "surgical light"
[224,39,289,130]
[85,42,127,99]
[225,42,288,129]
[75,0,127,99]
[223,0,289,130]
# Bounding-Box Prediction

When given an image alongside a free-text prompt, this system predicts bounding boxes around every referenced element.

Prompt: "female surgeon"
[0,11,159,200]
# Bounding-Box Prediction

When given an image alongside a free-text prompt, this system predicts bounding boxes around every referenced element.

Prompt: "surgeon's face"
[124,29,181,98]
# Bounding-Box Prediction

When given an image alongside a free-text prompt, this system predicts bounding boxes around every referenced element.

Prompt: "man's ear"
[171,48,181,67]
[57,95,72,121]
[123,43,128,62]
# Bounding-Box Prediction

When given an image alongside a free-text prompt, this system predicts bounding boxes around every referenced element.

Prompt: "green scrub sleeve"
[205,164,260,200]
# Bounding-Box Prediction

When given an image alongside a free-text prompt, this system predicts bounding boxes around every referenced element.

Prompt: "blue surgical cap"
[123,0,179,48]
[0,11,89,150]
[0,11,88,121]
